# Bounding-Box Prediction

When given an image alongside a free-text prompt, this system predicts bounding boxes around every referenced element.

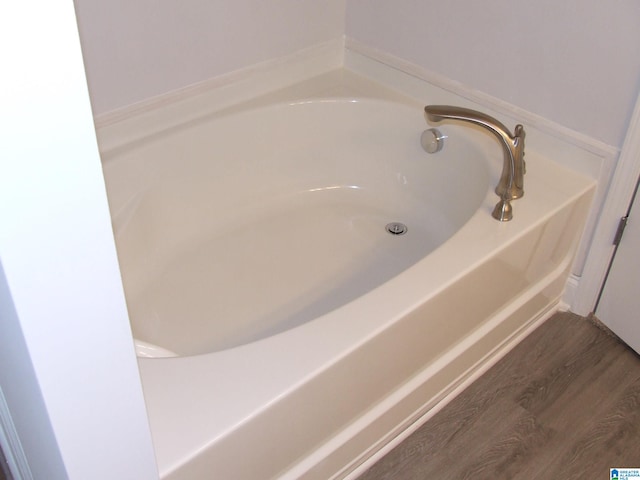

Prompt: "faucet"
[424,105,526,221]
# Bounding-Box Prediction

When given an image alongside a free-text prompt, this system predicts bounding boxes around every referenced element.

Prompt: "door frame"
[572,91,640,316]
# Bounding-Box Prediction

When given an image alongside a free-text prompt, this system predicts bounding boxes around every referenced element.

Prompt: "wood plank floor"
[359,311,640,479]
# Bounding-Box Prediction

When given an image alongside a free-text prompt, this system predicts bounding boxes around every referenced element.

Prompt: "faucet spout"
[424,105,526,221]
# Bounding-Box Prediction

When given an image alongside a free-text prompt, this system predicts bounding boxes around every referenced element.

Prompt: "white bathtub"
[100,71,595,479]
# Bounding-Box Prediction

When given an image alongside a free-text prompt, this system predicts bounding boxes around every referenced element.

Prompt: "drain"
[386,222,408,235]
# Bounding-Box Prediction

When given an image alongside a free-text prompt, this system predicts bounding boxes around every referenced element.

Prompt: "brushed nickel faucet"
[424,105,526,221]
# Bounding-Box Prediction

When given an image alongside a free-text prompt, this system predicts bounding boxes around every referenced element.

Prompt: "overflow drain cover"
[386,222,408,235]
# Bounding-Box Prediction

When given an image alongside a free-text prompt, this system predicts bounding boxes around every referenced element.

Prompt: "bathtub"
[100,72,595,479]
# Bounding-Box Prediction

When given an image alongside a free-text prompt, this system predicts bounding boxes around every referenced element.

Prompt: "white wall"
[345,0,640,148]
[0,1,158,478]
[75,0,347,115]
[75,0,640,147]
[1,276,68,479]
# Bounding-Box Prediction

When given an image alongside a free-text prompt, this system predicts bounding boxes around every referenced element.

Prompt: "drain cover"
[386,222,408,235]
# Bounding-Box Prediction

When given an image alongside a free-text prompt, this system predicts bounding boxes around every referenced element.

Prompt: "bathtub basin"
[101,77,595,479]
[105,99,490,357]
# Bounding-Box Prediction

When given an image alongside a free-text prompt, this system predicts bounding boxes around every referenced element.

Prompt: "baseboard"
[561,273,582,314]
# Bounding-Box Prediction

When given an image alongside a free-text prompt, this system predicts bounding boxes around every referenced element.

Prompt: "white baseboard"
[561,273,582,313]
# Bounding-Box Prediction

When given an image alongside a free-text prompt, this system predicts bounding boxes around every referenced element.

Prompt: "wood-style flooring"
[359,311,640,479]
